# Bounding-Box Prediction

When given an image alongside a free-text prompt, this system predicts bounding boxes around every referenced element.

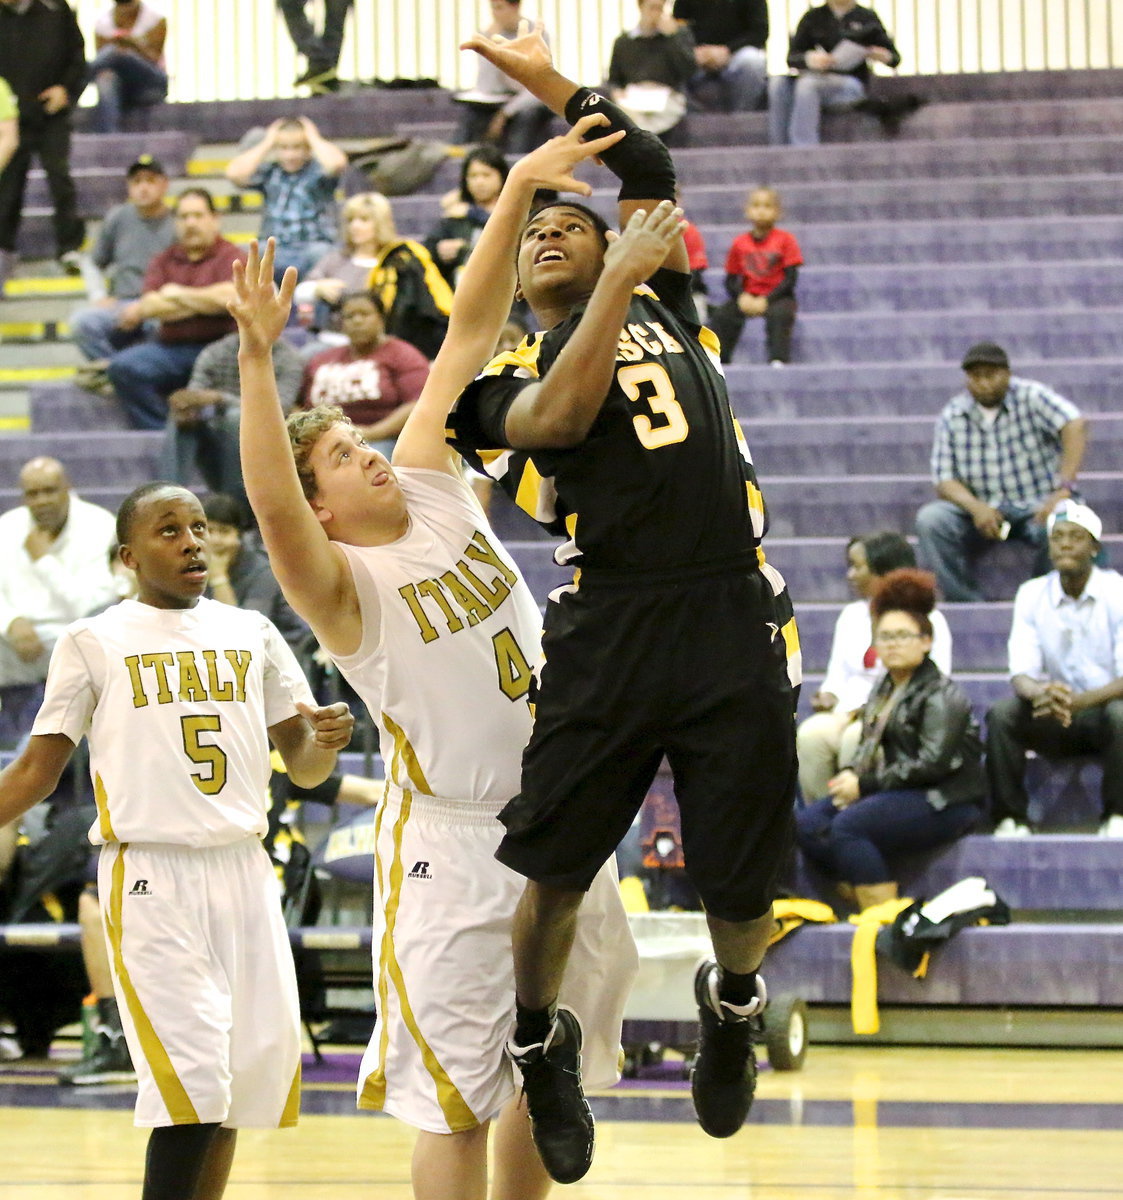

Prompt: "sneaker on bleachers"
[1098,814,1123,838]
[74,361,116,399]
[58,249,84,276]
[507,1007,594,1183]
[57,1029,135,1086]
[690,958,764,1139]
[993,818,1032,837]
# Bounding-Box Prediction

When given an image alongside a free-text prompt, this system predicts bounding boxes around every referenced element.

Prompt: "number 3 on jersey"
[181,714,227,794]
[618,362,689,450]
[492,627,533,702]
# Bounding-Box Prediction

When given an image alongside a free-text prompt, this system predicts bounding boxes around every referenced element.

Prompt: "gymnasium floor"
[4,1044,1121,1198]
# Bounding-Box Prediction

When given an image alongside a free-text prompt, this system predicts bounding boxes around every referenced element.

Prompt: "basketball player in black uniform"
[447,24,801,1184]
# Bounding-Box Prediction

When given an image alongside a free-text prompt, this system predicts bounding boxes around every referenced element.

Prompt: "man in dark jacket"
[673,0,768,111]
[0,0,87,284]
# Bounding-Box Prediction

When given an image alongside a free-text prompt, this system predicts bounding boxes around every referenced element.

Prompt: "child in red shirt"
[710,187,802,365]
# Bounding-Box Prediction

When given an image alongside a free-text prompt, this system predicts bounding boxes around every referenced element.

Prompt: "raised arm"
[233,241,361,654]
[226,121,282,187]
[461,22,688,273]
[392,113,627,472]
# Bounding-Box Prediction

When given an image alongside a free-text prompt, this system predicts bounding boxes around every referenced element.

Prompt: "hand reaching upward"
[230,239,297,357]
[602,200,685,287]
[507,113,625,196]
[460,18,553,89]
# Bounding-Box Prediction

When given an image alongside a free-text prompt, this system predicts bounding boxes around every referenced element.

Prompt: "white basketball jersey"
[330,469,541,808]
[33,597,313,847]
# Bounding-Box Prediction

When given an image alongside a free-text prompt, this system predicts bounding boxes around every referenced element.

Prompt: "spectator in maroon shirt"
[708,187,802,365]
[300,290,430,456]
[107,188,245,429]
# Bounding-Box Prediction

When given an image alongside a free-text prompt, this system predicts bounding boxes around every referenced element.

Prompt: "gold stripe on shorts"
[359,784,393,1112]
[105,845,199,1124]
[280,1061,302,1128]
[358,787,478,1131]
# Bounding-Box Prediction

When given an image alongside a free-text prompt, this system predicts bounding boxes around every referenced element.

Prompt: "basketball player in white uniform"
[0,481,354,1200]
[233,116,662,1199]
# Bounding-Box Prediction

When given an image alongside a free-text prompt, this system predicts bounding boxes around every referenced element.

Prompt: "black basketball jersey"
[447,267,768,578]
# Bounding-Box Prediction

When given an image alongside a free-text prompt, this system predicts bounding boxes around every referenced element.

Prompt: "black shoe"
[295,65,339,92]
[690,958,764,1138]
[508,1007,595,1183]
[58,249,84,276]
[58,1031,135,1086]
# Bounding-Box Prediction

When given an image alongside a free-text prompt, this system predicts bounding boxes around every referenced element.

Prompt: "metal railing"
[71,0,1123,105]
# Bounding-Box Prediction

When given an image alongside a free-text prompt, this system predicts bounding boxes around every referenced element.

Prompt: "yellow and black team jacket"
[367,239,453,361]
[446,267,770,583]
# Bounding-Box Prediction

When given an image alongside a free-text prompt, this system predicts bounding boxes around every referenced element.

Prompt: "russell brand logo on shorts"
[407,861,432,880]
[128,879,151,896]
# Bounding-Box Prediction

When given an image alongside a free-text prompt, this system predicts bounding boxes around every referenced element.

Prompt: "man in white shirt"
[986,501,1123,837]
[0,458,118,706]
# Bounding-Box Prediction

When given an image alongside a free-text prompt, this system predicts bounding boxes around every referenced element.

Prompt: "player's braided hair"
[286,405,352,500]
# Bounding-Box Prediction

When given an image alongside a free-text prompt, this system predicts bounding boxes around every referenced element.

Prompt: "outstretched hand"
[230,239,297,357]
[507,114,625,196]
[602,200,685,285]
[460,19,552,88]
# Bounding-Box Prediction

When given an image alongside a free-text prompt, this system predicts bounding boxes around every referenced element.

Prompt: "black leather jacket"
[855,656,985,810]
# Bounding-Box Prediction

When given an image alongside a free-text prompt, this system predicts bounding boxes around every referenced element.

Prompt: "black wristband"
[562,87,676,203]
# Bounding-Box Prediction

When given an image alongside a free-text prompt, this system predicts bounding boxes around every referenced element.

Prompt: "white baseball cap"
[1047,499,1102,543]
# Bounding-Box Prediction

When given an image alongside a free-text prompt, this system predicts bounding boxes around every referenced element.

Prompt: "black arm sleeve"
[767,265,799,302]
[562,88,676,202]
[724,271,743,301]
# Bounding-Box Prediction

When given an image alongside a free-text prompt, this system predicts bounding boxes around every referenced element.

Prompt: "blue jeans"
[161,406,248,507]
[271,240,336,285]
[689,45,768,111]
[796,792,980,884]
[915,499,1051,602]
[69,301,152,361]
[87,47,167,134]
[768,72,866,146]
[108,341,208,430]
[277,0,353,70]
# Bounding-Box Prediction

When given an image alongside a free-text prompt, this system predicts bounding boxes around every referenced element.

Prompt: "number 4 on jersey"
[492,627,533,702]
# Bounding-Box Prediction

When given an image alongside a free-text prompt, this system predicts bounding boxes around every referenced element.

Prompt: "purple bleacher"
[29,383,131,433]
[790,834,1122,911]
[740,413,1123,476]
[0,430,162,487]
[763,923,1123,1007]
[63,131,197,173]
[794,602,1012,673]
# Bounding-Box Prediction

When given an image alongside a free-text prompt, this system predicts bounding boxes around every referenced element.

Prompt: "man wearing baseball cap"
[916,340,1088,601]
[70,154,174,393]
[986,499,1123,837]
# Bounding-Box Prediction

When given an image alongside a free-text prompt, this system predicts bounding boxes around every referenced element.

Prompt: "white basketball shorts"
[98,836,302,1129]
[357,784,639,1133]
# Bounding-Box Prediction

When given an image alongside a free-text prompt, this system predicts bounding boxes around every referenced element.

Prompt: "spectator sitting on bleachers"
[360,192,453,360]
[225,115,348,282]
[453,0,553,153]
[916,341,1089,602]
[0,75,17,174]
[424,145,508,288]
[0,458,117,748]
[106,187,245,430]
[70,154,174,389]
[86,1,168,134]
[293,192,390,347]
[769,0,900,147]
[797,531,952,803]
[161,330,304,509]
[606,0,695,141]
[986,501,1123,838]
[0,0,87,284]
[672,0,768,112]
[201,493,310,651]
[300,289,430,458]
[795,569,984,911]
[707,186,802,366]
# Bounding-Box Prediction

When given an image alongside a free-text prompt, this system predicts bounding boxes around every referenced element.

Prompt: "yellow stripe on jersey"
[359,784,393,1111]
[359,788,479,1131]
[381,712,434,795]
[514,458,549,523]
[280,1061,302,1127]
[780,615,801,660]
[94,773,117,842]
[105,845,199,1124]
[746,480,766,522]
[697,324,722,359]
[480,337,543,379]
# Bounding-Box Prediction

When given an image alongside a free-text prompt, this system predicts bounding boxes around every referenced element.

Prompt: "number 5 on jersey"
[181,714,227,794]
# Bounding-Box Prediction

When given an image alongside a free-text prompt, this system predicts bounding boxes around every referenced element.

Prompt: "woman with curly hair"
[795,568,985,910]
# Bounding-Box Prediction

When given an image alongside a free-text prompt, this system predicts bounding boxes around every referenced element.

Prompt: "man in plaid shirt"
[916,341,1088,601]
